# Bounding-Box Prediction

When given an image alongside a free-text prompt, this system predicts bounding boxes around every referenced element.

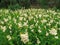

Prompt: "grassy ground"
[0,9,60,45]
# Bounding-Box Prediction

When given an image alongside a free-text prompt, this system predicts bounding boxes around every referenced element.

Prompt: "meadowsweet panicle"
[20,32,29,44]
[19,17,23,21]
[50,19,54,23]
[4,18,8,22]
[38,29,41,33]
[18,22,23,28]
[47,23,51,26]
[37,38,40,44]
[39,14,42,18]
[41,19,47,23]
[0,21,4,24]
[28,16,33,21]
[6,35,11,40]
[46,32,49,36]
[49,28,57,35]
[24,14,28,17]
[23,22,28,26]
[55,36,58,39]
[5,10,9,14]
[13,18,16,24]
[1,26,6,32]
[9,24,12,29]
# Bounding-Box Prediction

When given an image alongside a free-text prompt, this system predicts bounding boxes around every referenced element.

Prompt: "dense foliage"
[0,9,60,45]
[0,0,30,8]
[0,0,60,9]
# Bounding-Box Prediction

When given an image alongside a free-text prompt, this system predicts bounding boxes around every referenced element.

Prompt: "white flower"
[46,32,49,36]
[49,28,57,35]
[35,15,38,18]
[43,15,49,17]
[10,30,12,33]
[20,33,29,44]
[41,19,47,23]
[37,21,39,23]
[5,10,9,13]
[0,21,4,24]
[28,16,33,21]
[23,22,28,26]
[18,22,22,28]
[34,18,36,22]
[24,18,26,21]
[13,18,16,24]
[37,38,40,44]
[31,29,34,32]
[19,17,23,21]
[50,20,54,23]
[30,24,34,29]
[1,26,6,32]
[6,35,11,40]
[55,36,58,39]
[39,14,42,18]
[4,18,8,22]
[47,23,51,26]
[38,30,41,33]
[35,23,38,26]
[9,24,12,29]
[24,14,28,17]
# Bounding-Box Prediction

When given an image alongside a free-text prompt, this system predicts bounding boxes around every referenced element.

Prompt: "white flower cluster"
[0,26,6,32]
[0,9,60,44]
[49,28,57,35]
[6,35,11,40]
[20,32,29,44]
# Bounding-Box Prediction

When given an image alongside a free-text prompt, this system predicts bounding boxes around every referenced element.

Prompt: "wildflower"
[24,14,28,17]
[28,16,33,21]
[50,19,54,23]
[19,17,23,21]
[20,32,29,44]
[4,18,8,22]
[30,24,34,29]
[46,32,49,36]
[39,14,42,18]
[38,29,41,33]
[9,24,12,29]
[49,28,57,35]
[18,22,22,28]
[6,35,11,40]
[5,10,9,13]
[35,15,38,18]
[37,38,40,44]
[31,29,34,32]
[13,18,16,24]
[43,15,49,17]
[0,21,4,24]
[23,22,28,26]
[24,18,26,21]
[47,23,51,26]
[55,36,58,39]
[1,26,6,32]
[41,19,47,23]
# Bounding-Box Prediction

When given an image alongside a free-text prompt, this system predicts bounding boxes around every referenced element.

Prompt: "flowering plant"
[0,9,60,45]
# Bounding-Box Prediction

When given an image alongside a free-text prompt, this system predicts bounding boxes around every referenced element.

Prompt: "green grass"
[0,9,60,45]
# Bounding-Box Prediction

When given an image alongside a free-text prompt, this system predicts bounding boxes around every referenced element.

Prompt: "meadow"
[0,9,60,45]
